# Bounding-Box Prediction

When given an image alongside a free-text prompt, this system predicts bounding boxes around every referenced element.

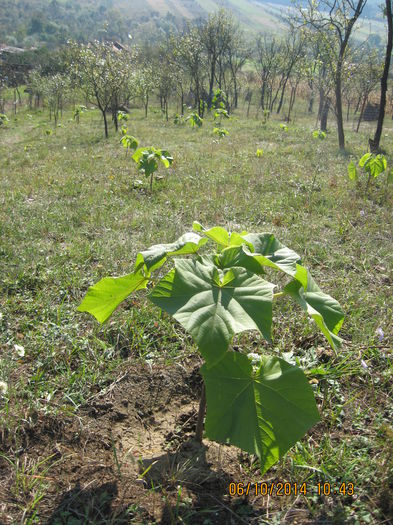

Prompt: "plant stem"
[195,383,206,443]
[273,292,285,299]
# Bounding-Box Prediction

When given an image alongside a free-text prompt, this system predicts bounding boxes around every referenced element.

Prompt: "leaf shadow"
[46,481,140,525]
[139,438,258,524]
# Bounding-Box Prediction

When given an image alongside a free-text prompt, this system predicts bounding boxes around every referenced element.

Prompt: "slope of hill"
[0,0,386,49]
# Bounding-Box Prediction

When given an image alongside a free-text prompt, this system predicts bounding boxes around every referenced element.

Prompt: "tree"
[255,36,281,111]
[370,0,392,152]
[132,64,156,118]
[43,73,70,126]
[70,41,133,138]
[199,9,235,108]
[274,29,305,115]
[351,47,383,132]
[175,27,207,115]
[296,0,368,149]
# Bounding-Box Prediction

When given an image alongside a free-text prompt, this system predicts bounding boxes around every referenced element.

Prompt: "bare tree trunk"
[370,0,393,152]
[336,60,345,149]
[356,95,367,132]
[321,98,330,132]
[103,110,109,138]
[277,77,289,114]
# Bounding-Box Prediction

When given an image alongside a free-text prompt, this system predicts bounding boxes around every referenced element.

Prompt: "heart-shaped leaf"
[149,258,275,365]
[201,352,320,473]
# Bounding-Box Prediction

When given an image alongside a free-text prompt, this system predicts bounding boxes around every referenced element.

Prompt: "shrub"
[78,222,344,474]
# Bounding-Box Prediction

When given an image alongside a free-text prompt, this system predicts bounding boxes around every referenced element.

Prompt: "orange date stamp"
[228,482,355,497]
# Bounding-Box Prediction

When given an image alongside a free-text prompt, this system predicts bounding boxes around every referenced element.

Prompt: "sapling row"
[78,222,344,474]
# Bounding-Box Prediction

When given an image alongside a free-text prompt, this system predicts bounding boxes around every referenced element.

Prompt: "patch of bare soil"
[0,359,315,524]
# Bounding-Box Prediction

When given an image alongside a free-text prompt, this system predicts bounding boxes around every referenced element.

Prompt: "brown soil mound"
[1,359,285,524]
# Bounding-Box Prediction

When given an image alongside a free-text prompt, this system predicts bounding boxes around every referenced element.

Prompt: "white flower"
[376,327,384,342]
[14,344,25,357]
[0,381,8,395]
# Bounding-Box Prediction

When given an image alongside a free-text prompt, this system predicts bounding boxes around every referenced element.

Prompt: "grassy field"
[0,96,392,524]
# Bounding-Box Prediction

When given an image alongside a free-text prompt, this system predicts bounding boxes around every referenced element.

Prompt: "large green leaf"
[192,222,251,250]
[149,258,275,365]
[284,266,344,349]
[347,160,358,181]
[193,227,301,277]
[201,352,320,473]
[216,237,301,278]
[78,270,149,323]
[134,232,207,274]
[242,233,301,277]
[359,153,387,178]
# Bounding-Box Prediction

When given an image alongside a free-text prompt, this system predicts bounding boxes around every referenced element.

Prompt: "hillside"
[0,0,386,49]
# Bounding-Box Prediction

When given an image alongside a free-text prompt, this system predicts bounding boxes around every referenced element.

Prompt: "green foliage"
[313,130,326,140]
[212,88,227,110]
[132,147,173,190]
[174,114,185,125]
[348,153,388,192]
[120,135,139,155]
[73,105,87,124]
[214,108,229,120]
[280,123,288,132]
[0,113,9,126]
[187,112,203,128]
[202,353,319,472]
[256,148,264,158]
[117,110,129,123]
[213,127,229,138]
[358,153,387,178]
[348,160,358,181]
[78,222,344,473]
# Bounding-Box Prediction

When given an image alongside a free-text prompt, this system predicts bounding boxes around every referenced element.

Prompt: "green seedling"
[0,113,9,126]
[212,88,227,110]
[256,149,264,158]
[73,105,87,124]
[117,110,129,123]
[213,127,229,138]
[214,108,229,126]
[78,222,344,474]
[348,153,388,193]
[132,146,173,191]
[121,125,128,135]
[45,129,52,136]
[187,112,203,128]
[174,114,185,125]
[280,123,288,132]
[313,130,326,140]
[262,109,270,124]
[120,134,139,156]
